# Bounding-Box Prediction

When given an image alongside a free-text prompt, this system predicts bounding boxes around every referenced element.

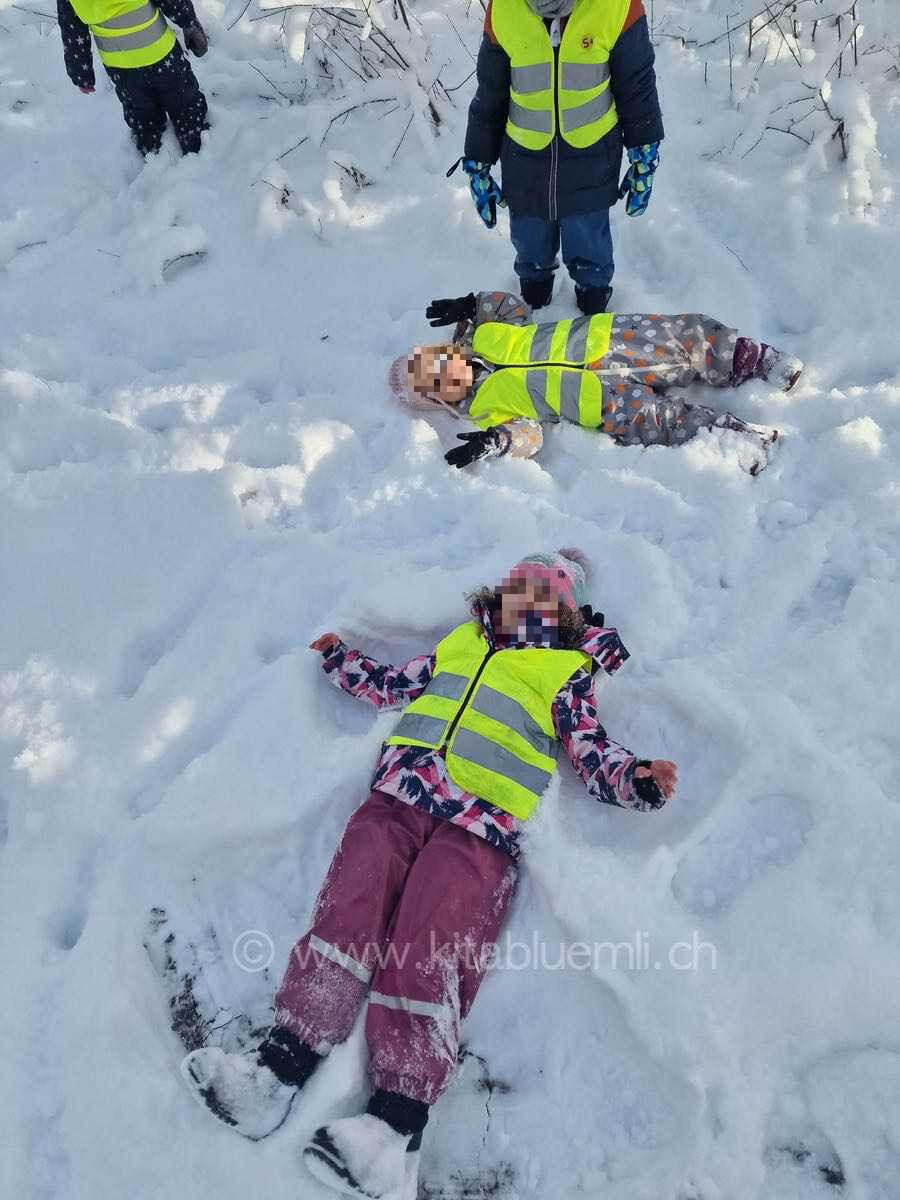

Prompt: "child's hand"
[635,759,677,798]
[309,633,342,655]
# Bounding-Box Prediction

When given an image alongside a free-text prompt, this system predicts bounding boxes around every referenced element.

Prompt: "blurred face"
[407,346,474,406]
[497,572,559,638]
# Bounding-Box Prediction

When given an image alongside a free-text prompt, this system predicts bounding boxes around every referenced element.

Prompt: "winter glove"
[183,24,208,56]
[426,294,477,328]
[444,426,509,469]
[633,759,677,807]
[447,158,506,229]
[618,142,660,217]
[579,604,606,627]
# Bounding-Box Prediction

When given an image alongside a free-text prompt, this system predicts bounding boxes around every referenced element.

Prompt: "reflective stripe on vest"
[93,12,167,52]
[491,0,629,151]
[385,622,590,820]
[467,313,613,429]
[94,0,155,26]
[81,0,175,69]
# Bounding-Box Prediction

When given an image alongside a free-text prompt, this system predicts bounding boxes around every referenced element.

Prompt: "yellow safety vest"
[70,0,176,69]
[491,0,629,151]
[386,621,590,821]
[468,312,613,429]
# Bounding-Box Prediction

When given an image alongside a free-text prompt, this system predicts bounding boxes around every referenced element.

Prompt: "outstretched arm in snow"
[309,634,435,710]
[425,291,532,343]
[444,419,543,468]
[551,622,676,811]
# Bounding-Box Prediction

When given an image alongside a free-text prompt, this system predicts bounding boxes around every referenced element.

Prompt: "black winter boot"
[520,277,554,309]
[575,285,613,315]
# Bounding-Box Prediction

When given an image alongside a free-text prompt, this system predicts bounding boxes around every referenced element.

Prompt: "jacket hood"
[524,0,576,18]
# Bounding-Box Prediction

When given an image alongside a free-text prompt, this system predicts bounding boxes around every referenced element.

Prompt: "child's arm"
[444,419,543,468]
[552,670,669,811]
[471,290,532,330]
[156,0,203,31]
[310,634,435,710]
[463,5,510,170]
[57,0,95,90]
[608,1,664,151]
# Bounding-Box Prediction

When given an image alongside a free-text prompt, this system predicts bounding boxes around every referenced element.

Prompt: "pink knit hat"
[387,352,457,413]
[506,548,590,610]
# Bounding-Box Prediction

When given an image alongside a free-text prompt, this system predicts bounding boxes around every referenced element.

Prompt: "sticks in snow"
[320,96,398,144]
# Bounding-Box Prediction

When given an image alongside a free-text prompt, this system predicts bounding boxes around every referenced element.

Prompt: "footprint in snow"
[672,792,812,916]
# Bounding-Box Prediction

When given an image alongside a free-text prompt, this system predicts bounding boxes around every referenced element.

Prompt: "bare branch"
[277,135,310,161]
[446,12,476,63]
[225,0,252,33]
[248,61,295,102]
[442,66,477,93]
[320,96,398,144]
[391,111,415,161]
[764,2,802,67]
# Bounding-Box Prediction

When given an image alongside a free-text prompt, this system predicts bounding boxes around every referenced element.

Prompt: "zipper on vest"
[550,27,560,223]
[441,648,495,749]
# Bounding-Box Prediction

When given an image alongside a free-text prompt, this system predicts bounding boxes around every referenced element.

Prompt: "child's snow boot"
[758,345,803,391]
[575,284,613,315]
[520,277,554,309]
[303,1114,420,1200]
[303,1090,428,1199]
[180,1029,320,1140]
[742,428,780,477]
[732,338,803,391]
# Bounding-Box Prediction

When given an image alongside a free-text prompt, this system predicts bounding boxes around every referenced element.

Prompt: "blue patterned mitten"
[462,158,506,229]
[618,143,660,217]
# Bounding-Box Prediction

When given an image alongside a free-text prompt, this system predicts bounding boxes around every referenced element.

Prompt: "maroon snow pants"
[273,790,518,1104]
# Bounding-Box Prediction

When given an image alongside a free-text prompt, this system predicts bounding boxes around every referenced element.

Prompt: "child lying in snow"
[388,291,803,475]
[179,550,676,1200]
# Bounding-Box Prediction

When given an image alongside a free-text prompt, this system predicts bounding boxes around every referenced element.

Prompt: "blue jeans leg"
[559,209,614,289]
[509,213,560,285]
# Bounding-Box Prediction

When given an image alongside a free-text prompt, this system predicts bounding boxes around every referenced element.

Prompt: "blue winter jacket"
[463,0,664,220]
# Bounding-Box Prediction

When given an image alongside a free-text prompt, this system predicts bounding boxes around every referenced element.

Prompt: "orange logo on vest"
[581,34,594,49]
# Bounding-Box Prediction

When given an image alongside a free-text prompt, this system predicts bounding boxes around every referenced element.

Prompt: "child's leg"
[106,66,167,156]
[152,43,209,154]
[365,820,518,1107]
[272,791,437,1055]
[509,212,561,292]
[559,209,614,291]
[608,314,739,389]
[603,379,758,446]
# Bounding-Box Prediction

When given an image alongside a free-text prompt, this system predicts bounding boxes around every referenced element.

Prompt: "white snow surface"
[2,1,900,1197]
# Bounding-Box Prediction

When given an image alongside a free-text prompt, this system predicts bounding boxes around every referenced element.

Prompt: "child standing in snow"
[458,0,663,314]
[389,291,803,475]
[57,0,209,157]
[179,550,676,1199]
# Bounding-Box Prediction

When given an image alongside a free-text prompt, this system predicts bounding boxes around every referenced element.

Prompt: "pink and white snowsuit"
[272,601,667,1106]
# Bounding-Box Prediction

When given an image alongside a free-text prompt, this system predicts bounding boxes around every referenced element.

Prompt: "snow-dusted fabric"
[107,43,208,155]
[273,790,517,1104]
[321,601,651,861]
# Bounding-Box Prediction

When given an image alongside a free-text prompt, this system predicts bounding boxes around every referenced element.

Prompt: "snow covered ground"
[2,0,899,1197]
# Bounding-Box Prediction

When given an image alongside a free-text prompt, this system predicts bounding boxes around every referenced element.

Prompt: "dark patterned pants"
[106,42,207,156]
